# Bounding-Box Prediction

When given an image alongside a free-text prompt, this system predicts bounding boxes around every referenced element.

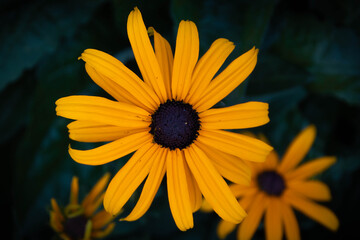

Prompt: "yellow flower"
[210,125,339,240]
[49,173,115,240]
[55,7,272,231]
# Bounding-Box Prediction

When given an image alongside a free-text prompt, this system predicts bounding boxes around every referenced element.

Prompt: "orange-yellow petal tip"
[129,7,141,18]
[328,156,337,165]
[55,98,63,106]
[264,142,274,153]
[77,50,87,61]
[103,172,111,181]
[307,124,317,133]
[148,27,155,36]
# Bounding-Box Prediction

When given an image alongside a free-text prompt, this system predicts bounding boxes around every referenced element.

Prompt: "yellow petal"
[79,49,160,111]
[50,198,64,221]
[84,192,104,217]
[92,210,114,229]
[238,192,268,240]
[185,144,247,223]
[166,149,194,231]
[283,190,339,231]
[287,180,331,201]
[194,47,258,112]
[196,141,251,185]
[278,125,316,173]
[183,158,202,212]
[286,156,336,180]
[186,38,235,105]
[83,220,92,240]
[70,176,79,205]
[280,201,300,240]
[229,184,258,199]
[49,210,64,232]
[91,223,115,238]
[85,63,152,111]
[82,173,110,210]
[67,121,149,143]
[127,8,167,102]
[69,131,152,165]
[265,197,283,240]
[172,20,199,100]
[197,129,273,163]
[149,27,173,99]
[217,219,237,240]
[238,192,258,210]
[264,150,280,169]
[85,63,131,104]
[50,199,65,232]
[121,148,167,221]
[104,142,159,215]
[59,233,71,240]
[200,198,212,213]
[199,101,269,129]
[56,96,151,128]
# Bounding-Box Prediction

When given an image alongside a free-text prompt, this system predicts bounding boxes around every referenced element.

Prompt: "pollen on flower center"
[63,215,88,240]
[149,99,201,150]
[257,170,285,196]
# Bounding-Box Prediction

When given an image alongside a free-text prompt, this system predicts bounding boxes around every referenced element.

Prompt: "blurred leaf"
[0,74,33,143]
[171,0,205,24]
[250,86,307,122]
[248,54,310,95]
[171,0,278,53]
[0,0,105,92]
[309,0,360,28]
[309,74,360,105]
[271,14,360,105]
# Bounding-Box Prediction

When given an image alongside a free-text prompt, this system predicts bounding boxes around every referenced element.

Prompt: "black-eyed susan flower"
[205,125,339,240]
[55,7,273,231]
[49,173,115,240]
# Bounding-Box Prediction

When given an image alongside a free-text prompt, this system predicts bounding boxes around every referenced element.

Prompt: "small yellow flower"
[49,173,115,240]
[55,7,273,231]
[206,125,339,240]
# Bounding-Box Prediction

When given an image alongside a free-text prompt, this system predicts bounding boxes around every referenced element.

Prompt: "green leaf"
[250,86,307,122]
[0,0,105,92]
[0,75,33,143]
[248,54,310,95]
[171,0,278,53]
[271,14,360,105]
[170,0,205,24]
[309,74,360,105]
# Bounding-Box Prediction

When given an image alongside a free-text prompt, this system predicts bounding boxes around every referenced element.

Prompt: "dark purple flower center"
[63,215,88,239]
[150,100,200,150]
[257,170,286,196]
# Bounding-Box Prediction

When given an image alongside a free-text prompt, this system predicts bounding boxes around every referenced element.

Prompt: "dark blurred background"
[2,0,359,239]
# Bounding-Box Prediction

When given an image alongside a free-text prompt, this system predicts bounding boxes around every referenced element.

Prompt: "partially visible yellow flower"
[203,125,339,240]
[55,7,273,231]
[49,173,115,240]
